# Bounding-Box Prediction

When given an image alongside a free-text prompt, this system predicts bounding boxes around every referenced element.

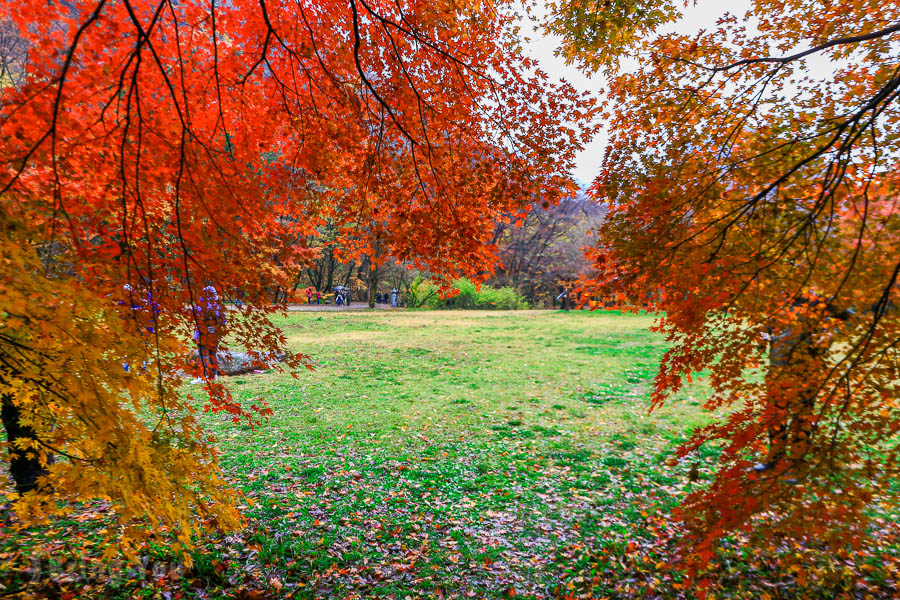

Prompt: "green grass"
[2,310,896,599]
[198,310,713,599]
[223,310,705,447]
[190,312,706,598]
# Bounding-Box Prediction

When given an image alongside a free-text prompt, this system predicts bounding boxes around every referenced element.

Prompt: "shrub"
[408,277,527,309]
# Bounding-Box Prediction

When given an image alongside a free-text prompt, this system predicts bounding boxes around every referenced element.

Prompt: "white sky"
[523,0,753,186]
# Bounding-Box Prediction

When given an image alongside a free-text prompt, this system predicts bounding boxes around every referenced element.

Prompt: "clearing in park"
[197,309,709,598]
[5,309,898,598]
[0,309,734,597]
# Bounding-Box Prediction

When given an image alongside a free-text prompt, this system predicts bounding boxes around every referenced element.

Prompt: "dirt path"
[284,301,394,311]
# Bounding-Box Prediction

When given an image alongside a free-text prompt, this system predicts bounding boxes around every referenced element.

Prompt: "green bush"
[406,275,440,308]
[407,277,527,310]
[475,285,528,310]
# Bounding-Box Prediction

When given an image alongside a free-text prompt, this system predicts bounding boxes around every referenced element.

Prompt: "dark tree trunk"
[368,264,379,309]
[342,262,356,288]
[323,252,335,293]
[1,393,49,494]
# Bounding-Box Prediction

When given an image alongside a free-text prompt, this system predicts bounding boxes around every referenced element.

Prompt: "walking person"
[192,285,226,382]
[120,282,160,373]
[556,287,569,311]
[316,290,322,305]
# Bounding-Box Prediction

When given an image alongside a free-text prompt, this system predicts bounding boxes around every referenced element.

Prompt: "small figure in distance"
[191,285,226,384]
[556,287,569,311]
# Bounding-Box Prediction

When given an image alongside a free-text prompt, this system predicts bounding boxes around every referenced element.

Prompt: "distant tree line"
[286,193,604,308]
[489,194,604,307]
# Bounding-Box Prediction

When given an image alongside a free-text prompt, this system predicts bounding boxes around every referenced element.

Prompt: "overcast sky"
[523,0,753,186]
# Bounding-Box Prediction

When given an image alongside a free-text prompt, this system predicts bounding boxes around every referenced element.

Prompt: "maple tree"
[0,0,591,556]
[550,0,900,574]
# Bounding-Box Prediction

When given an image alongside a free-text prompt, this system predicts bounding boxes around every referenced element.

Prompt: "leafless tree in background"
[0,19,25,88]
[491,194,605,306]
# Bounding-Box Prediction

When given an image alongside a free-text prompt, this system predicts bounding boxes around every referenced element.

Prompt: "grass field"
[2,310,896,599]
[206,309,715,600]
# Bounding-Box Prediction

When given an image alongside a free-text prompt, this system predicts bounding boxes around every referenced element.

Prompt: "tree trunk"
[342,262,356,288]
[368,263,379,309]
[324,252,335,293]
[1,393,49,494]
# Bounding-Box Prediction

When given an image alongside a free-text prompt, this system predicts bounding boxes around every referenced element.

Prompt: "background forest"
[282,194,604,309]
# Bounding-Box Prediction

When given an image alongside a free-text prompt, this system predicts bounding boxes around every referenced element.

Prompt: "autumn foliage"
[0,0,591,555]
[6,0,897,584]
[556,0,900,573]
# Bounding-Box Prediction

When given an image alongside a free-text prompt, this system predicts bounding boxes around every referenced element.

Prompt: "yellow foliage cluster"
[1,216,243,559]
